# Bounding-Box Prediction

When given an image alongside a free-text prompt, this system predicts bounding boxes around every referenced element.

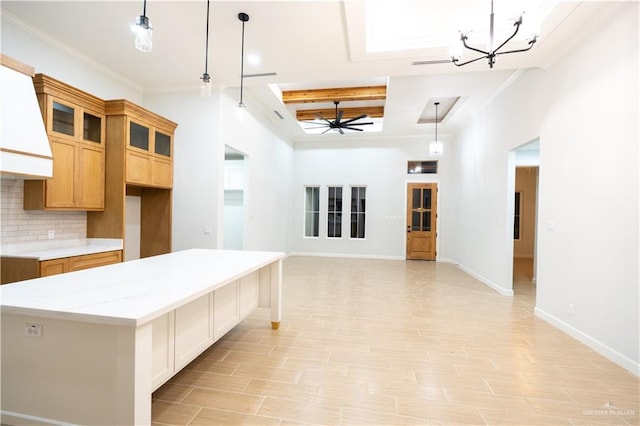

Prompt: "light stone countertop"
[0,248,285,327]
[0,238,123,260]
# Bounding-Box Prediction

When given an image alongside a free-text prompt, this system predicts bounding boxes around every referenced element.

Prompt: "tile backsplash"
[0,178,86,246]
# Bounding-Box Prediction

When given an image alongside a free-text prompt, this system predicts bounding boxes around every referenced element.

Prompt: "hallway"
[152,257,639,425]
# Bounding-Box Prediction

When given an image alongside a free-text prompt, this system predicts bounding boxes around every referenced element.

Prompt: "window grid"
[327,186,343,238]
[350,186,366,239]
[304,186,320,238]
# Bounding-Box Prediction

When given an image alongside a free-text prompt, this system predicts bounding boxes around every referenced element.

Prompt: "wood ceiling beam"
[296,106,384,121]
[283,86,387,104]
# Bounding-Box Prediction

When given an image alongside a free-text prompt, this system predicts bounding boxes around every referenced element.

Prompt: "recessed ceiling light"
[247,53,261,66]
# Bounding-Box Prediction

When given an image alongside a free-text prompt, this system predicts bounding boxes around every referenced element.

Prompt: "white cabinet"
[175,294,213,371]
[213,281,239,339]
[151,312,175,390]
[240,272,259,317]
[151,271,259,391]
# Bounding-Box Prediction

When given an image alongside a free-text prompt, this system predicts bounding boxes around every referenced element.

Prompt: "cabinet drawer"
[40,258,69,277]
[69,250,122,271]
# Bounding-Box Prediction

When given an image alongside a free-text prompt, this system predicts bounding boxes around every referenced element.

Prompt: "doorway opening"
[511,139,539,299]
[223,146,246,250]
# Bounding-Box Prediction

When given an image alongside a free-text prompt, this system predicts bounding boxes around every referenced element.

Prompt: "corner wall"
[143,90,294,254]
[448,3,639,373]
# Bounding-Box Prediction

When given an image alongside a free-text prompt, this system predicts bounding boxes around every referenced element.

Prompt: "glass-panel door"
[410,188,432,231]
[406,183,437,260]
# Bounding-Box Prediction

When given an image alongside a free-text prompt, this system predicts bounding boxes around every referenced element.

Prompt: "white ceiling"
[0,1,624,143]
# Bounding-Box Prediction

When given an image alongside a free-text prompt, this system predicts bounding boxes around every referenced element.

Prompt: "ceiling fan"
[303,101,374,135]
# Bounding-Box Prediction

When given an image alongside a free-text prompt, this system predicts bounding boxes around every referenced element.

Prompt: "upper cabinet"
[105,100,176,189]
[86,100,177,259]
[24,74,106,210]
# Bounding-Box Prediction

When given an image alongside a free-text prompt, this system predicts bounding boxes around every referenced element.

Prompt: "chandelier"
[450,0,539,68]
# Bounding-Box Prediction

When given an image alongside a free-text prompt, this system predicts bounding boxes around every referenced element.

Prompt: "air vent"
[242,72,277,78]
[412,59,451,66]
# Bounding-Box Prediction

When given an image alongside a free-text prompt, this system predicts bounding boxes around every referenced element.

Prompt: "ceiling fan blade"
[342,121,373,126]
[304,125,331,130]
[342,126,364,132]
[335,109,343,124]
[314,113,331,125]
[341,114,368,124]
[321,128,332,134]
[338,127,344,135]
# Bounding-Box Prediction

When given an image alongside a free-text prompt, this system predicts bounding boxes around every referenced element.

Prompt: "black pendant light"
[429,102,443,156]
[237,12,249,109]
[200,0,212,97]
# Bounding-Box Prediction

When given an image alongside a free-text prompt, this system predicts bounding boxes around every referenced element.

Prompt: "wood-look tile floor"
[152,257,639,425]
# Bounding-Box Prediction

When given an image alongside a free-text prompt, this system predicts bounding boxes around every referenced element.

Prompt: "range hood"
[0,54,53,179]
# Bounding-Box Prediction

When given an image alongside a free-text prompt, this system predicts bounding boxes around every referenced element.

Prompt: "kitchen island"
[0,248,284,425]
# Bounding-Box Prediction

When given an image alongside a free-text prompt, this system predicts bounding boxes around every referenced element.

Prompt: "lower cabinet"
[1,250,123,284]
[151,271,259,390]
[40,251,123,277]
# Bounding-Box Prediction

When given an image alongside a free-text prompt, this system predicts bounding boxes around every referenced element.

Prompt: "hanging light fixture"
[429,102,443,157]
[450,0,539,68]
[200,0,212,97]
[237,12,249,112]
[133,0,153,53]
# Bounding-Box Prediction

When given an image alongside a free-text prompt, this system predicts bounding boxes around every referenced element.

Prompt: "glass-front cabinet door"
[51,100,75,137]
[154,131,171,158]
[83,111,102,143]
[129,121,150,151]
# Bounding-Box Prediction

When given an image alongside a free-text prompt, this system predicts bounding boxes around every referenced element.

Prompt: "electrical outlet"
[568,304,574,315]
[48,230,55,239]
[25,323,43,338]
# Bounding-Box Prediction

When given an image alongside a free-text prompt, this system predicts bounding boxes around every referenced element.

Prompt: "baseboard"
[535,307,640,377]
[0,411,63,425]
[289,251,405,261]
[455,262,514,296]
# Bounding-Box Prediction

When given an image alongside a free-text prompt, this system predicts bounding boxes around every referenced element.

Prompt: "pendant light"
[200,0,212,97]
[237,12,249,112]
[450,0,539,68]
[429,102,443,157]
[133,0,152,53]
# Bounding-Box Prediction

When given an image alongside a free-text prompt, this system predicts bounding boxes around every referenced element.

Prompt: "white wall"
[1,15,142,103]
[448,3,638,373]
[217,92,294,252]
[143,91,221,251]
[535,3,638,374]
[292,137,450,259]
[144,90,294,253]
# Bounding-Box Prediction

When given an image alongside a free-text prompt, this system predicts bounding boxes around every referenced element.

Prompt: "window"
[327,186,343,238]
[304,186,320,237]
[350,186,366,239]
[407,160,438,174]
[514,191,522,240]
